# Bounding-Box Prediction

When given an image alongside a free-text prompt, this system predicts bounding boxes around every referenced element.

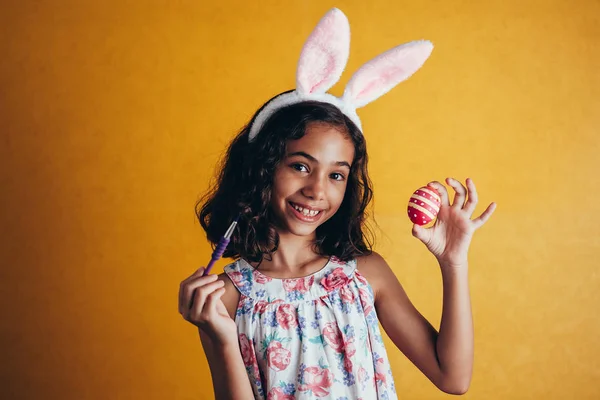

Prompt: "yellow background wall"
[1,0,598,399]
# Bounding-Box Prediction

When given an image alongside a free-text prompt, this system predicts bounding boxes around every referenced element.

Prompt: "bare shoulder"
[217,271,240,320]
[355,251,399,300]
[356,251,387,269]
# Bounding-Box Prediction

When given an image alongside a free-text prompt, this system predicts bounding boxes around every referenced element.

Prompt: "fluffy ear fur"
[248,9,433,142]
[343,40,433,109]
[296,8,350,96]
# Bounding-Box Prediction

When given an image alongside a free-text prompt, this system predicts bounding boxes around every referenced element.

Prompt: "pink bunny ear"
[343,40,433,108]
[296,8,350,95]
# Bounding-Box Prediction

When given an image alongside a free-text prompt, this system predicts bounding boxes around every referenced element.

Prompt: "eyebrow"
[287,151,351,169]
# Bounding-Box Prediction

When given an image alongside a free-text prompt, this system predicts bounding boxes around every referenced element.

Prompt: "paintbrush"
[202,218,238,276]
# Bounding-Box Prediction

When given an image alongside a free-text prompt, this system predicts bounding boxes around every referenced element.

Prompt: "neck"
[257,230,328,277]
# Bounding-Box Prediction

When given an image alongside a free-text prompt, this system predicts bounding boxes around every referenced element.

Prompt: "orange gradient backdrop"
[1,0,599,399]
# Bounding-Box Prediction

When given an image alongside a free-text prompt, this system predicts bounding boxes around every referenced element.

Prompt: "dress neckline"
[239,256,332,281]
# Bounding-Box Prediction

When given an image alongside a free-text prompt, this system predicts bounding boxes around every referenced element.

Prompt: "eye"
[330,172,346,181]
[291,163,308,173]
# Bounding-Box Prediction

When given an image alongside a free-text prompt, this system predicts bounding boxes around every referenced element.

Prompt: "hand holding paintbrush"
[178,218,239,345]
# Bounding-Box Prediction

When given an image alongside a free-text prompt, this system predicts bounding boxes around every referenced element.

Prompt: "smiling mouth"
[288,202,323,220]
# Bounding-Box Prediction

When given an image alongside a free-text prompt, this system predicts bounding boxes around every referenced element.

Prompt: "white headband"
[248,8,434,142]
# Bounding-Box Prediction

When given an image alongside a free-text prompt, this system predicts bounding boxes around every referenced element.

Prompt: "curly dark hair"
[195,92,375,263]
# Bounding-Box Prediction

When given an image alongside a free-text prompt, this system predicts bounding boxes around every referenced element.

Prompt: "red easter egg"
[407,186,441,225]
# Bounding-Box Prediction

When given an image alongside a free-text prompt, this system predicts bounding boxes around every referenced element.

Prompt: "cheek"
[271,171,290,197]
[329,184,347,209]
[274,170,304,197]
[273,180,293,202]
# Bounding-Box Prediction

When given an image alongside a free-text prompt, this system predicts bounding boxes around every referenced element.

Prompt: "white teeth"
[291,203,320,217]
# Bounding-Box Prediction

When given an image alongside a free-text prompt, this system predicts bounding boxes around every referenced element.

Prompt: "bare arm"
[202,274,254,400]
[178,268,254,399]
[435,264,473,394]
[199,330,254,400]
[358,253,472,395]
[363,178,493,394]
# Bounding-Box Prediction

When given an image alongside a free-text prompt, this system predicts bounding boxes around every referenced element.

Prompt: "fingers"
[446,177,467,209]
[198,287,227,321]
[472,202,497,229]
[430,178,479,214]
[178,267,205,313]
[463,178,479,216]
[183,278,225,319]
[412,223,432,245]
[427,181,449,206]
[423,178,495,232]
[178,270,219,315]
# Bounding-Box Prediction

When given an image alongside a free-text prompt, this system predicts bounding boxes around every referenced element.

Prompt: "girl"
[178,9,495,400]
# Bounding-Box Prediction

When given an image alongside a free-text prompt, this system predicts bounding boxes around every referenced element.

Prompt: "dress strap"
[223,260,254,297]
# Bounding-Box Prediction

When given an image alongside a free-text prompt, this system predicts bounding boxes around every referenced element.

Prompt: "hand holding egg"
[408,178,497,269]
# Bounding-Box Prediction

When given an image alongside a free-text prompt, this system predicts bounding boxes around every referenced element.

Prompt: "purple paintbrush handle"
[203,237,231,276]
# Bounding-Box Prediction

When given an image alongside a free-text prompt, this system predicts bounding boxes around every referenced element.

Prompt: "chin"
[287,222,322,237]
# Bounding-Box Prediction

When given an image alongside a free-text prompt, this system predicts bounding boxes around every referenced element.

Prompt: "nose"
[301,173,326,200]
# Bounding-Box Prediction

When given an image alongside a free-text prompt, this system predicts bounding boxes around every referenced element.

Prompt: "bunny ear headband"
[248,8,434,142]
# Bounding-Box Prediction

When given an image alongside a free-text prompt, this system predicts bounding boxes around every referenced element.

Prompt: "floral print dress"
[224,257,398,400]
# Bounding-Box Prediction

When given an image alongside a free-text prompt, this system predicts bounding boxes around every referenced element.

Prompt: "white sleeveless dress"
[224,256,398,400]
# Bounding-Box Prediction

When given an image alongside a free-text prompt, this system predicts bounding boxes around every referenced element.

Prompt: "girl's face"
[270,122,355,238]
